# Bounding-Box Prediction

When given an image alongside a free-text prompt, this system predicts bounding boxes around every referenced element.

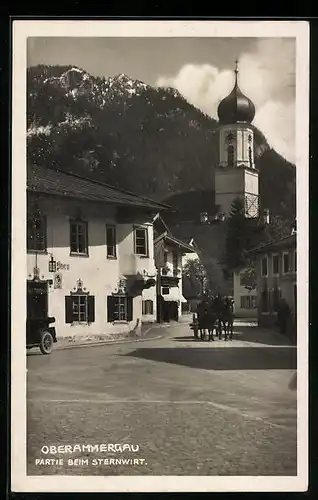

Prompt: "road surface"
[27,319,297,476]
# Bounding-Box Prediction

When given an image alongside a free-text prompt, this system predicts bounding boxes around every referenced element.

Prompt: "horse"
[210,295,227,340]
[197,300,209,340]
[206,300,217,341]
[222,297,235,340]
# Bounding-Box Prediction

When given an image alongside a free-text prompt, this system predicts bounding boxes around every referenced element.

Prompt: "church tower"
[215,60,260,218]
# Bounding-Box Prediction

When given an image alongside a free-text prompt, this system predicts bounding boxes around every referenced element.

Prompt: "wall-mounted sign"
[54,273,62,289]
[57,261,70,271]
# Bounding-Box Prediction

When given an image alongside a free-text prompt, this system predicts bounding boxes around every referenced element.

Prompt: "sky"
[28,37,296,164]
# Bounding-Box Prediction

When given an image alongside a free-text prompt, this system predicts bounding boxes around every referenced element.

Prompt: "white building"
[27,164,170,340]
[249,232,297,338]
[149,215,196,322]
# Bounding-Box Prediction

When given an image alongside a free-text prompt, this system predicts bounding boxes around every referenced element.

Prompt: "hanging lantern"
[49,255,56,273]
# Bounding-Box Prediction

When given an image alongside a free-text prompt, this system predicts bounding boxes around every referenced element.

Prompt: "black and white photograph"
[11,20,309,493]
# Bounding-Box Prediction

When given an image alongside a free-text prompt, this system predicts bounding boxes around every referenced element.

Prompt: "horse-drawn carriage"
[189,295,234,341]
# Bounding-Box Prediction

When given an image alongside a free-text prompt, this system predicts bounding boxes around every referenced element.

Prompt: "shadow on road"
[124,347,297,370]
[171,326,294,347]
[233,327,294,346]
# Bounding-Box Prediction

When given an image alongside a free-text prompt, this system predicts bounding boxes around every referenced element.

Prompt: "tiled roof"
[247,233,296,256]
[27,164,172,211]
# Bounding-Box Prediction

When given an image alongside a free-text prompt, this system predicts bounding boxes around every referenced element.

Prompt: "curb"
[54,331,163,351]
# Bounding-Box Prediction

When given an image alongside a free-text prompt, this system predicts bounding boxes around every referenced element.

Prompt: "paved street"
[27,318,297,476]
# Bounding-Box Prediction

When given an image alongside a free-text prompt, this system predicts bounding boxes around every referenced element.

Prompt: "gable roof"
[154,231,196,253]
[27,164,172,212]
[247,233,296,257]
[152,213,172,234]
[165,224,200,252]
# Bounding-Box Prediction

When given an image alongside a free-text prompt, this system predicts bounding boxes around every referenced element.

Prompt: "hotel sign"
[49,260,70,272]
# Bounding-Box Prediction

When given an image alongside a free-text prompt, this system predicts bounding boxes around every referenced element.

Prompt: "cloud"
[156,38,295,164]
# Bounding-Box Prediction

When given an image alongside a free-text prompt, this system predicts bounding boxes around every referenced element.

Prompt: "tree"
[240,264,257,291]
[224,197,250,272]
[182,258,209,298]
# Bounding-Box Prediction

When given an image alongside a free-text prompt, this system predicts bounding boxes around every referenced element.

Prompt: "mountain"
[27,64,296,219]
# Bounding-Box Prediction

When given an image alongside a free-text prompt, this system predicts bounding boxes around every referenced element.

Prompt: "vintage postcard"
[11,20,309,492]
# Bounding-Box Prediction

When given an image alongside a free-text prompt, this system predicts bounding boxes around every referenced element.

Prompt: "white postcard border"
[11,19,309,493]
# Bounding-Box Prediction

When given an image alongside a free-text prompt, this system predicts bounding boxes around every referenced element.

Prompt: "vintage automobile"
[26,280,57,355]
[26,316,57,354]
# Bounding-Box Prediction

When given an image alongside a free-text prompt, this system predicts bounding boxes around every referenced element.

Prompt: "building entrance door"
[27,280,48,320]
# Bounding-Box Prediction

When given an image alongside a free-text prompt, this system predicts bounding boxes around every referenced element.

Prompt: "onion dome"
[217,60,255,125]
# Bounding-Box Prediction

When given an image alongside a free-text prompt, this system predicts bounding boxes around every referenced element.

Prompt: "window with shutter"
[87,296,95,323]
[65,296,74,323]
[107,296,117,322]
[107,295,133,322]
[65,294,93,323]
[126,296,133,321]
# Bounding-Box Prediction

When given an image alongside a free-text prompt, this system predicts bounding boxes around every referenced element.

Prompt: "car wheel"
[39,331,54,355]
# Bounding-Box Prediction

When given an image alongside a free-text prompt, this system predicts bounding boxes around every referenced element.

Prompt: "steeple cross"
[234,59,239,74]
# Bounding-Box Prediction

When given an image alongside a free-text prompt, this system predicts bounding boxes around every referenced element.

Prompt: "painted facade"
[27,165,169,340]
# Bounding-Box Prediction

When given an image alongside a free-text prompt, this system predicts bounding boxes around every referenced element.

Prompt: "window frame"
[261,255,268,277]
[65,293,95,324]
[133,225,148,257]
[27,213,47,253]
[70,219,89,256]
[71,295,88,322]
[106,224,117,259]
[107,295,133,322]
[272,253,280,276]
[240,295,257,309]
[142,299,154,315]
